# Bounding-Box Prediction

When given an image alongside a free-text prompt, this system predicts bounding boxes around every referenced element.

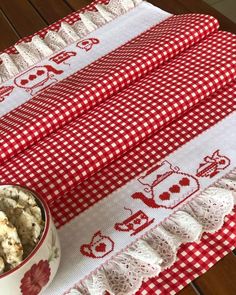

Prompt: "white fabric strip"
[44,112,236,295]
[0,2,171,117]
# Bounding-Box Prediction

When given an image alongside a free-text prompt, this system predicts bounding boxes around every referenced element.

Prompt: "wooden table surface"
[0,0,235,294]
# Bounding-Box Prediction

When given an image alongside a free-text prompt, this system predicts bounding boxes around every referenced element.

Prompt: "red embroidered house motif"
[114,208,154,236]
[132,161,199,209]
[196,150,230,178]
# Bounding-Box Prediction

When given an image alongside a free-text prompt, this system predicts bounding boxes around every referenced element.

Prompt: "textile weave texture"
[0,1,235,294]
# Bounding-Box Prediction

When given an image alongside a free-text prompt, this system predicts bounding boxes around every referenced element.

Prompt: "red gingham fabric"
[0,14,219,165]
[50,81,236,228]
[0,0,110,55]
[137,209,236,295]
[0,30,235,204]
[0,2,236,293]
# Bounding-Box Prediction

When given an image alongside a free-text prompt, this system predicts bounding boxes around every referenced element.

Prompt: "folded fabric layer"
[0,30,235,203]
[0,0,142,82]
[54,170,236,295]
[0,13,219,165]
[0,1,235,294]
[50,81,236,227]
[0,3,171,118]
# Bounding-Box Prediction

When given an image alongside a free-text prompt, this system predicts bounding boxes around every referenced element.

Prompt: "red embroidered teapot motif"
[49,51,76,65]
[80,231,114,259]
[14,65,63,95]
[196,150,230,178]
[114,207,154,236]
[0,86,14,102]
[77,38,99,51]
[131,161,199,209]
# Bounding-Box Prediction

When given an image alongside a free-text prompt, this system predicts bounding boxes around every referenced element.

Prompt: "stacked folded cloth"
[0,0,235,294]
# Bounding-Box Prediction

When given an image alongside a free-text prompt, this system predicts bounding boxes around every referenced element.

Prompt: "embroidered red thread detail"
[196,150,231,178]
[131,161,200,209]
[14,65,63,95]
[114,208,154,236]
[77,37,100,51]
[49,51,77,65]
[80,231,114,259]
[0,86,14,102]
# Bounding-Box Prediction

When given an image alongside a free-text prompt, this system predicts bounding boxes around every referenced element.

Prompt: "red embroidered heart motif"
[159,192,170,200]
[134,218,141,224]
[29,74,36,81]
[21,79,28,85]
[95,243,106,253]
[179,177,190,186]
[37,70,45,76]
[82,40,89,46]
[169,185,180,193]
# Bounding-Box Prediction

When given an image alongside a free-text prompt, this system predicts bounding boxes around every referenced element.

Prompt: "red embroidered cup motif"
[132,160,199,209]
[77,38,100,52]
[80,231,114,258]
[114,208,154,236]
[196,150,230,178]
[0,86,14,102]
[49,51,76,65]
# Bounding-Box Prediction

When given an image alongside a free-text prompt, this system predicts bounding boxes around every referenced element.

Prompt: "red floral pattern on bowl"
[20,260,51,295]
[0,185,61,295]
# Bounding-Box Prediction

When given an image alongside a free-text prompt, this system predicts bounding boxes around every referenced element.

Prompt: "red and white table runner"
[0,1,235,294]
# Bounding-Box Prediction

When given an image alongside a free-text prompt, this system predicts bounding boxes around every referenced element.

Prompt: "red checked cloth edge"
[1,30,235,203]
[138,209,236,295]
[0,1,236,294]
[0,13,219,165]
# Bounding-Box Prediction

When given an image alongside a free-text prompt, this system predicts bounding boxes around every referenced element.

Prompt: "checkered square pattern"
[0,13,219,165]
[0,2,236,293]
[137,209,236,295]
[0,0,109,55]
[0,30,235,205]
[50,81,236,227]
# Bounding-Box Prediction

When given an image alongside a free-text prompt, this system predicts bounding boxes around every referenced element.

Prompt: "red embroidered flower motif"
[20,260,51,295]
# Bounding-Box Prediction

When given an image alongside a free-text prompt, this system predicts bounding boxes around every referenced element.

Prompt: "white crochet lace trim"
[65,169,236,295]
[0,0,142,83]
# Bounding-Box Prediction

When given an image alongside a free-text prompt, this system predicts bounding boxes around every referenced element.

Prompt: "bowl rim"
[0,184,50,279]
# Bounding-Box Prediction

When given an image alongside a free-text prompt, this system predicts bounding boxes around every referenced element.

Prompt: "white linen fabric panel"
[44,113,236,295]
[0,3,171,117]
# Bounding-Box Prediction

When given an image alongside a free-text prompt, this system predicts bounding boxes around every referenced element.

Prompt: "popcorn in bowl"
[0,185,60,295]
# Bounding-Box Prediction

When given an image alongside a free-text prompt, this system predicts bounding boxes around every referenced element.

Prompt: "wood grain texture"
[148,0,190,14]
[29,0,73,24]
[194,253,236,295]
[149,0,236,33]
[176,0,236,33]
[0,9,19,50]
[179,284,199,295]
[65,0,91,11]
[0,0,46,37]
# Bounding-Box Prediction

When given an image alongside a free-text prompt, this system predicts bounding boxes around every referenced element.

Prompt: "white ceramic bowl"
[0,184,61,295]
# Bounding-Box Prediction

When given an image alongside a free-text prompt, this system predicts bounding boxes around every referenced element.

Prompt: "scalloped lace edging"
[0,0,142,83]
[64,168,236,295]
